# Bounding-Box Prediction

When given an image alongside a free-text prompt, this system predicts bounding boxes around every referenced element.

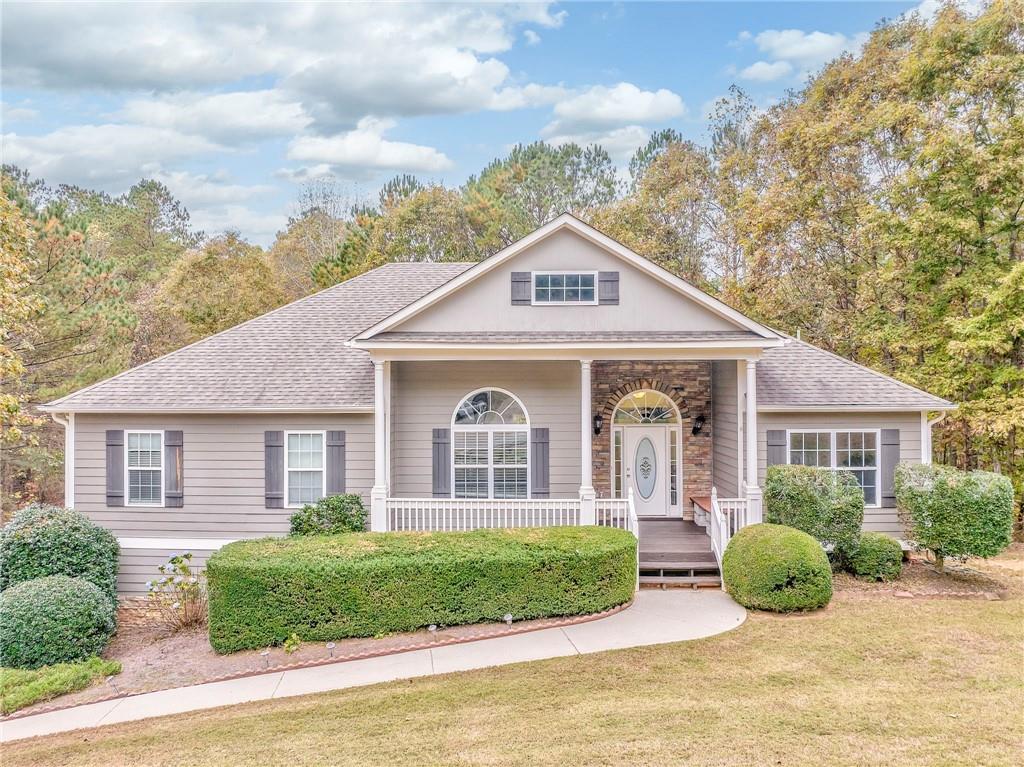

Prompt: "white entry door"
[624,426,669,516]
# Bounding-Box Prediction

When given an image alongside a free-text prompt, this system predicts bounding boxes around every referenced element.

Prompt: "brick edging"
[3,599,634,722]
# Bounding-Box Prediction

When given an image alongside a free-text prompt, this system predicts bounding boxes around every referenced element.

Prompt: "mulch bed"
[832,550,1020,601]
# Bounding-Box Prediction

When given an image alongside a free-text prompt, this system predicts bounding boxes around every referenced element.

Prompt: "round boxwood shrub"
[0,576,117,669]
[849,532,903,581]
[0,504,119,600]
[289,494,367,535]
[895,463,1014,572]
[722,523,833,612]
[765,464,864,562]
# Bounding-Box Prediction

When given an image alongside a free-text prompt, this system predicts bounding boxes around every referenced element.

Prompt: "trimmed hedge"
[849,532,903,581]
[722,523,832,612]
[895,463,1014,571]
[207,527,637,653]
[0,576,117,669]
[290,494,367,535]
[765,464,864,561]
[0,505,120,601]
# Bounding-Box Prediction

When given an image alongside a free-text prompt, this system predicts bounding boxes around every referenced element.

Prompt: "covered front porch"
[356,342,774,580]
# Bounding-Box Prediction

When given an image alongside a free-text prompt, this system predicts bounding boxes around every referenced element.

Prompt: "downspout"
[50,412,74,508]
[922,412,946,465]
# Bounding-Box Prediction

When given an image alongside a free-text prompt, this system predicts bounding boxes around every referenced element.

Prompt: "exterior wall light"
[691,414,706,435]
[593,413,604,435]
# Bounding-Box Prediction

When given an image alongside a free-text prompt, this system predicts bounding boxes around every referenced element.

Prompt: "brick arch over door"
[600,379,691,422]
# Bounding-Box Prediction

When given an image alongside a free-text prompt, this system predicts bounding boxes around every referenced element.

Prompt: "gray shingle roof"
[45,262,475,411]
[368,331,764,344]
[46,263,954,413]
[758,338,954,410]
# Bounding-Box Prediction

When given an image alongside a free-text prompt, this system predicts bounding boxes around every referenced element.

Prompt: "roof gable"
[356,214,779,341]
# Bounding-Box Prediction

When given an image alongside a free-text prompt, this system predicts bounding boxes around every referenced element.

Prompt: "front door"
[624,426,669,516]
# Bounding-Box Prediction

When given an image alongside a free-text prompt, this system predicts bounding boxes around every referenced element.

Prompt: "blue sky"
[1,1,952,246]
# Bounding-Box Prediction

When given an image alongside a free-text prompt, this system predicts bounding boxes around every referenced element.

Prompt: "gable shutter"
[598,271,619,305]
[164,430,184,507]
[511,272,531,305]
[530,428,550,498]
[265,431,284,508]
[432,428,451,497]
[766,430,787,468]
[105,430,124,507]
[880,429,900,507]
[326,430,347,495]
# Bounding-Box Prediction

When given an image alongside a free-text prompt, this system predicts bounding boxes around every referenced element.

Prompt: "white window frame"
[284,430,327,508]
[530,270,599,306]
[125,430,164,507]
[451,388,530,500]
[785,428,882,509]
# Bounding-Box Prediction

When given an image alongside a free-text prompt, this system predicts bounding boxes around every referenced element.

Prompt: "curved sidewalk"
[1,589,745,743]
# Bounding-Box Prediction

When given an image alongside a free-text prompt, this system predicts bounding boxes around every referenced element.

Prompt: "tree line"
[1,1,1020,516]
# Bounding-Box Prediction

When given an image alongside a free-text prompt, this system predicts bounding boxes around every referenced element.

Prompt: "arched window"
[452,389,529,499]
[613,390,680,424]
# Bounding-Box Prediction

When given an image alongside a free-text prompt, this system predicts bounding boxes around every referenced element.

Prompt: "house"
[42,215,955,593]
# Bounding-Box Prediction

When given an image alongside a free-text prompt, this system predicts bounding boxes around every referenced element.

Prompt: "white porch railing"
[386,497,581,532]
[386,492,640,539]
[708,487,749,575]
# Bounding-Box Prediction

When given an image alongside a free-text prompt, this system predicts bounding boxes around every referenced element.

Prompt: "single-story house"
[42,214,954,593]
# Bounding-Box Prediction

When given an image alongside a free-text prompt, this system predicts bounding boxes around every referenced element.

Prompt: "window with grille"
[532,272,597,304]
[127,431,163,505]
[452,389,529,498]
[788,430,879,507]
[286,431,325,507]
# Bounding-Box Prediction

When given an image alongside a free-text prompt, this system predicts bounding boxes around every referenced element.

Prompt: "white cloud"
[906,0,985,23]
[544,125,650,163]
[490,83,571,111]
[739,60,794,82]
[189,204,289,247]
[1,124,222,191]
[150,170,274,208]
[286,117,453,179]
[753,29,869,69]
[2,101,38,122]
[523,29,541,46]
[119,91,311,143]
[543,83,685,136]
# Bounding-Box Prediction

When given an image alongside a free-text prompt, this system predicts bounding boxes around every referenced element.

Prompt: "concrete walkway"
[1,590,745,743]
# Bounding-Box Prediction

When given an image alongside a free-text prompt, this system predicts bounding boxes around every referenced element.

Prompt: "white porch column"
[579,359,596,525]
[370,360,388,531]
[921,411,932,465]
[745,358,763,523]
[51,412,74,508]
[736,360,746,494]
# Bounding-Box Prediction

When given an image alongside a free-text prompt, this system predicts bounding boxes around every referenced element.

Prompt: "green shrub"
[0,576,117,669]
[895,463,1014,572]
[765,464,865,561]
[722,523,833,612]
[289,494,367,535]
[207,527,637,653]
[0,504,119,600]
[0,656,122,715]
[849,532,904,581]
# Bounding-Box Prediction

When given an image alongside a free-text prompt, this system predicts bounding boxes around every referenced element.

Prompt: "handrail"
[627,487,639,590]
[708,487,749,588]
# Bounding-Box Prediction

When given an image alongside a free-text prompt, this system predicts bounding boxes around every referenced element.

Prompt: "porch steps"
[637,517,721,588]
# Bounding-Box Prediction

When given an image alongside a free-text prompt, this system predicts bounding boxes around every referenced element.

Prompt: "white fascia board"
[351,339,782,351]
[37,405,376,414]
[355,214,781,341]
[757,405,958,412]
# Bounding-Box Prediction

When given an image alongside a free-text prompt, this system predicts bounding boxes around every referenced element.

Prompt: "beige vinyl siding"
[74,413,374,538]
[712,361,739,497]
[117,548,216,596]
[391,361,581,498]
[757,411,923,537]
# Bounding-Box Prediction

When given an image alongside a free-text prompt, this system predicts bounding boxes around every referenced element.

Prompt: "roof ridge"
[42,262,438,411]
[779,334,953,407]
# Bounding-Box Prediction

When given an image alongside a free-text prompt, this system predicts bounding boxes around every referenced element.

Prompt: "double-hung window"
[532,272,597,304]
[286,431,326,507]
[452,389,529,499]
[788,430,880,506]
[126,431,163,506]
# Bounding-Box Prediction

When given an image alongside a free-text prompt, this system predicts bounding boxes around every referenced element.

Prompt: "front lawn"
[6,562,1022,767]
[1,657,121,715]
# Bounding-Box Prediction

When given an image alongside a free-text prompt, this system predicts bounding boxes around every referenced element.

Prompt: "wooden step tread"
[639,575,722,587]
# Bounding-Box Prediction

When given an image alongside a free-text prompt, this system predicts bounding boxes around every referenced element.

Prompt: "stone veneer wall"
[591,361,713,516]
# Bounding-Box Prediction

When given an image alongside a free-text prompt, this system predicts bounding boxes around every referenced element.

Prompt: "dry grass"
[5,590,1022,767]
